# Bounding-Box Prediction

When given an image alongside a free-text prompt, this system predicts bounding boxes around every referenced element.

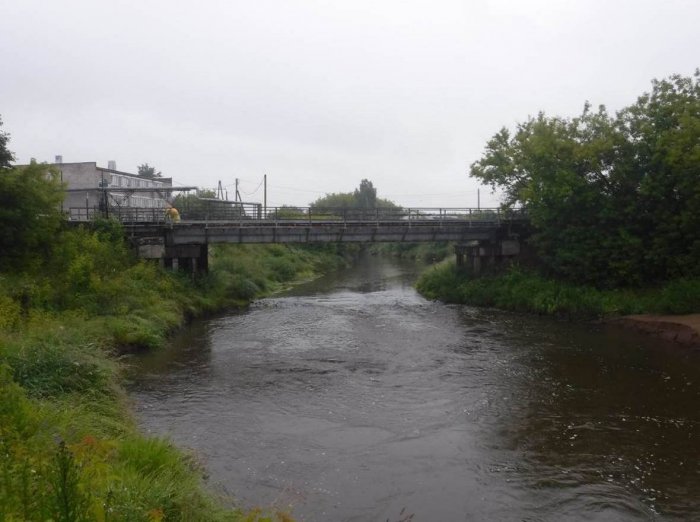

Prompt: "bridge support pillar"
[197,244,209,272]
[455,239,520,275]
[163,244,208,274]
[134,239,208,274]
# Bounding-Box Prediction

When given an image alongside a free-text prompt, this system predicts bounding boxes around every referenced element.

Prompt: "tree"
[617,72,700,280]
[137,163,162,179]
[310,192,356,210]
[0,116,15,169]
[0,163,65,271]
[173,188,222,219]
[469,71,700,287]
[354,179,377,209]
[310,180,399,211]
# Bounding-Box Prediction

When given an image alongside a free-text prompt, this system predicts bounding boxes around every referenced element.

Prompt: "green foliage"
[353,179,377,209]
[0,294,21,330]
[136,163,162,179]
[0,118,325,521]
[206,243,351,306]
[0,163,66,271]
[310,191,356,210]
[173,192,208,214]
[310,179,399,211]
[173,189,251,220]
[0,362,240,521]
[0,215,339,519]
[470,71,700,287]
[271,205,307,219]
[653,279,700,314]
[417,262,700,318]
[0,116,14,169]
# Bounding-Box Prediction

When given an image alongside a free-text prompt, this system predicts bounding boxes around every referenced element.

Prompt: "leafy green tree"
[617,73,700,280]
[0,163,65,271]
[310,180,399,210]
[173,188,214,211]
[354,179,377,209]
[0,116,14,169]
[137,163,162,179]
[310,192,356,210]
[272,205,307,219]
[470,71,700,287]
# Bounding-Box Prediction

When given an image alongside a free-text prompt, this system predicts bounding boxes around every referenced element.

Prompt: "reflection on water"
[128,255,700,521]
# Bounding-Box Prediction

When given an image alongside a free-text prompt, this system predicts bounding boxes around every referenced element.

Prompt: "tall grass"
[416,261,700,318]
[0,224,344,520]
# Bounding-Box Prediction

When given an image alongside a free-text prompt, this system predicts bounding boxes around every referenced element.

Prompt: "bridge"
[71,204,529,272]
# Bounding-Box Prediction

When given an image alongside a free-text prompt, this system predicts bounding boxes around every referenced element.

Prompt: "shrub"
[416,264,700,319]
[653,279,700,314]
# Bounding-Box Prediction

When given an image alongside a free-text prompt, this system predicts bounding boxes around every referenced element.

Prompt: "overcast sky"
[1,0,698,207]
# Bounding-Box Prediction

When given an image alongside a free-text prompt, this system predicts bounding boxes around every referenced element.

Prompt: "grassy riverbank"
[416,261,700,319]
[0,221,349,521]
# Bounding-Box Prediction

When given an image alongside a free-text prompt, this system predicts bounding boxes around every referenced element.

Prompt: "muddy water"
[128,256,700,521]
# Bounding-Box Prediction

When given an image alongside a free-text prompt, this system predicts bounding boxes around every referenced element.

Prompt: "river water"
[128,255,700,521]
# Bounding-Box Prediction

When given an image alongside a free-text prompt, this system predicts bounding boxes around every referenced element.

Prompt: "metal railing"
[67,206,526,225]
[68,207,170,223]
[261,207,524,224]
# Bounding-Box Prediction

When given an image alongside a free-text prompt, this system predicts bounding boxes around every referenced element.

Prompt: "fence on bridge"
[68,204,525,225]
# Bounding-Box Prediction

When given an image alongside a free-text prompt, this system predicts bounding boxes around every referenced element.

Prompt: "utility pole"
[477,188,480,210]
[235,178,241,203]
[100,170,109,218]
[263,174,267,218]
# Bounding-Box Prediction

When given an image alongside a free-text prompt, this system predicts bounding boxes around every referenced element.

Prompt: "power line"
[242,178,264,195]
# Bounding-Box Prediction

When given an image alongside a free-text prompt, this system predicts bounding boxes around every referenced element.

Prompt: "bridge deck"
[124,219,525,245]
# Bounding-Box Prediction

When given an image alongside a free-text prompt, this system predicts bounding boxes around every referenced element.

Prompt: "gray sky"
[1,0,698,208]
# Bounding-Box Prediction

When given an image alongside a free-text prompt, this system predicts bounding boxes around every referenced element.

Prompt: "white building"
[54,161,174,220]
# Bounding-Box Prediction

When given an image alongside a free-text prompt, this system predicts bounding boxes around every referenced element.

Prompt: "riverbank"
[416,260,700,322]
[0,223,350,520]
[610,314,700,347]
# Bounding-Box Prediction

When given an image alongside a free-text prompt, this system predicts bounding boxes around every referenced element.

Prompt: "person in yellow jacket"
[165,206,181,223]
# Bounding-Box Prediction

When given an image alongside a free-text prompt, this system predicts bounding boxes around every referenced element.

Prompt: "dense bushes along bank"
[0,220,351,521]
[416,261,700,319]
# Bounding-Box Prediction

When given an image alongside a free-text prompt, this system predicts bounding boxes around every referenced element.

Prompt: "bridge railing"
[68,205,526,224]
[260,207,525,225]
[67,206,169,223]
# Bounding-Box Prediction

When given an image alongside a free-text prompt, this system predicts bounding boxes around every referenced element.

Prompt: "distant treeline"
[309,178,399,210]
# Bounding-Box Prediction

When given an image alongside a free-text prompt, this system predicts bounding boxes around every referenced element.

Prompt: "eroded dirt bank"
[612,314,700,347]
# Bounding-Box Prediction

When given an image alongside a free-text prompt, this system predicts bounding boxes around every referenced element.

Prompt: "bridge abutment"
[136,240,209,274]
[455,239,521,275]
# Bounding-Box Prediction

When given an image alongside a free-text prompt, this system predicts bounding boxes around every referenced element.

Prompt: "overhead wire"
[242,178,264,196]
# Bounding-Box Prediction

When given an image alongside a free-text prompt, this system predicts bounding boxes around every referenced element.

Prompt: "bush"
[652,279,700,314]
[416,264,700,318]
[0,294,21,331]
[0,219,345,520]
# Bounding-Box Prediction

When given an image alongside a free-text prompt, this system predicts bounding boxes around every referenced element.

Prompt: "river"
[128,255,700,521]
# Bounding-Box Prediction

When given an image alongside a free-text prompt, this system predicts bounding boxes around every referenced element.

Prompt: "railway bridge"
[73,205,530,273]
